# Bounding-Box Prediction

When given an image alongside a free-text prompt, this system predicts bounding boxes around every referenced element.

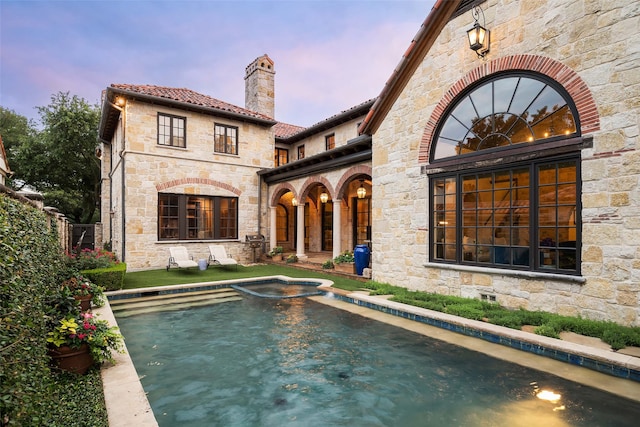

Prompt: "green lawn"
[122,264,640,351]
[123,263,366,292]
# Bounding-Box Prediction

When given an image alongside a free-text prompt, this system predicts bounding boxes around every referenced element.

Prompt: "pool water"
[117,295,640,426]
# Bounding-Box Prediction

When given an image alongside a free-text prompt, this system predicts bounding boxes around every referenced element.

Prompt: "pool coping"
[99,276,640,426]
[319,285,640,382]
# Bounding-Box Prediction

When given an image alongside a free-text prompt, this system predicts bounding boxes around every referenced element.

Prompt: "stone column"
[332,199,342,259]
[296,204,307,259]
[269,206,277,252]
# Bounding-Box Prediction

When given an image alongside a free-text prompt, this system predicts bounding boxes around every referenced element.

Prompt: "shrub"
[444,304,486,320]
[268,246,284,257]
[67,248,119,270]
[285,254,298,264]
[333,250,354,264]
[321,260,334,269]
[82,262,127,291]
[359,278,640,350]
[0,194,108,425]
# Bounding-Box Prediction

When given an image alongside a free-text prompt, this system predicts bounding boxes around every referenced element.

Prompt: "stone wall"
[372,0,640,325]
[104,101,274,270]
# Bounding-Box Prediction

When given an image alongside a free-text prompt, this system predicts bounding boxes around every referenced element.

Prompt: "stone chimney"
[245,54,275,118]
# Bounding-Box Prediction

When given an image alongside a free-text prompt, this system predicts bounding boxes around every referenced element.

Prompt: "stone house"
[99,54,372,270]
[360,0,639,326]
[99,0,639,325]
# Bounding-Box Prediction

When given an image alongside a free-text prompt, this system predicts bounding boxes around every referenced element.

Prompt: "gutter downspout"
[99,137,113,247]
[103,100,127,263]
[119,108,126,263]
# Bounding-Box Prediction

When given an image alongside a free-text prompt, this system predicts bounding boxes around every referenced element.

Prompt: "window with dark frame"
[429,72,580,275]
[214,123,238,155]
[431,159,579,273]
[325,134,335,150]
[158,113,186,148]
[298,145,305,160]
[275,148,288,166]
[158,193,238,240]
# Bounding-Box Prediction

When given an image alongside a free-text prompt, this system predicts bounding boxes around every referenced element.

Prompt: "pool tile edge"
[337,291,640,382]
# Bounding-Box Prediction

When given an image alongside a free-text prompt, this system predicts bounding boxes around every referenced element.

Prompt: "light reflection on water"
[117,296,640,427]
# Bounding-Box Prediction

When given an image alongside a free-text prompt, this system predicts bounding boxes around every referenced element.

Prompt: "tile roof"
[110,84,275,122]
[102,84,372,142]
[272,122,306,139]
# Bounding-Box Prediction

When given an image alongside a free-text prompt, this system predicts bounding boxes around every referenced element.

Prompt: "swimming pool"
[116,294,640,426]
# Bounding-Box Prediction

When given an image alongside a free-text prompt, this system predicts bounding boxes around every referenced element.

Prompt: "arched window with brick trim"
[429,72,582,275]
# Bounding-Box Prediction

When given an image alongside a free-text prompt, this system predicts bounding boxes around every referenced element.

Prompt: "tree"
[5,92,101,223]
[0,107,38,187]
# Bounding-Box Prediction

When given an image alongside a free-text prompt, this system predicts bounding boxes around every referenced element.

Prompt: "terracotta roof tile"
[273,122,306,139]
[110,84,274,122]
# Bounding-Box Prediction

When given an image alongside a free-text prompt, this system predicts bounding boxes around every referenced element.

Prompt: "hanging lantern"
[319,189,329,204]
[357,180,367,199]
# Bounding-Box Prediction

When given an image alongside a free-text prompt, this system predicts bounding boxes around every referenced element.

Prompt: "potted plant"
[268,246,284,262]
[333,250,355,274]
[47,311,124,374]
[62,275,105,311]
[285,254,298,264]
[321,259,334,269]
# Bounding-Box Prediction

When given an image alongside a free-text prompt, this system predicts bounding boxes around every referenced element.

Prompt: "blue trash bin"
[354,245,370,276]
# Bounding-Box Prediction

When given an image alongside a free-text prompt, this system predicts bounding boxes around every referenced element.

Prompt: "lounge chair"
[167,246,199,271]
[208,245,238,270]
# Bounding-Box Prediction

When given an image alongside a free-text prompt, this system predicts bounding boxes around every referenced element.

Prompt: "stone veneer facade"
[371,0,640,325]
[101,100,274,269]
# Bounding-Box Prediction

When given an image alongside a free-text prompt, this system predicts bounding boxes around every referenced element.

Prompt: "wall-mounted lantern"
[291,197,298,207]
[467,6,490,59]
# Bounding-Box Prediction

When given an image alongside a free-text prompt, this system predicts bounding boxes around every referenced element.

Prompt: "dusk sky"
[1,0,435,128]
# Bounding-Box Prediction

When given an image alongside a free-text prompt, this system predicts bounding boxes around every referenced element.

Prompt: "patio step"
[110,288,242,317]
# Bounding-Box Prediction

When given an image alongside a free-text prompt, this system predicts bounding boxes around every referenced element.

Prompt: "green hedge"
[363,280,640,350]
[82,262,127,291]
[0,194,108,426]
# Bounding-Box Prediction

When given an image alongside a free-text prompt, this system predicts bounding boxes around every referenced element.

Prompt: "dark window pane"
[432,75,578,160]
[158,194,237,241]
[214,124,238,155]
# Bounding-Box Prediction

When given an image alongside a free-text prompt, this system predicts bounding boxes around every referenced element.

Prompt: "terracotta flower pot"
[74,294,92,312]
[49,343,94,375]
[334,263,355,274]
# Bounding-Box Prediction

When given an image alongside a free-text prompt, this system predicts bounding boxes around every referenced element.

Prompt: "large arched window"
[429,73,581,274]
[432,74,578,160]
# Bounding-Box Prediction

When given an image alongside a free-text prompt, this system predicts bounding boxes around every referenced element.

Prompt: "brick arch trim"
[156,177,241,196]
[299,176,335,201]
[335,165,372,200]
[269,182,297,207]
[418,54,600,163]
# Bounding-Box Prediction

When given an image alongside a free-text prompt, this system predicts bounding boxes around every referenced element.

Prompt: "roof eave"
[280,99,375,144]
[99,86,277,142]
[259,135,372,183]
